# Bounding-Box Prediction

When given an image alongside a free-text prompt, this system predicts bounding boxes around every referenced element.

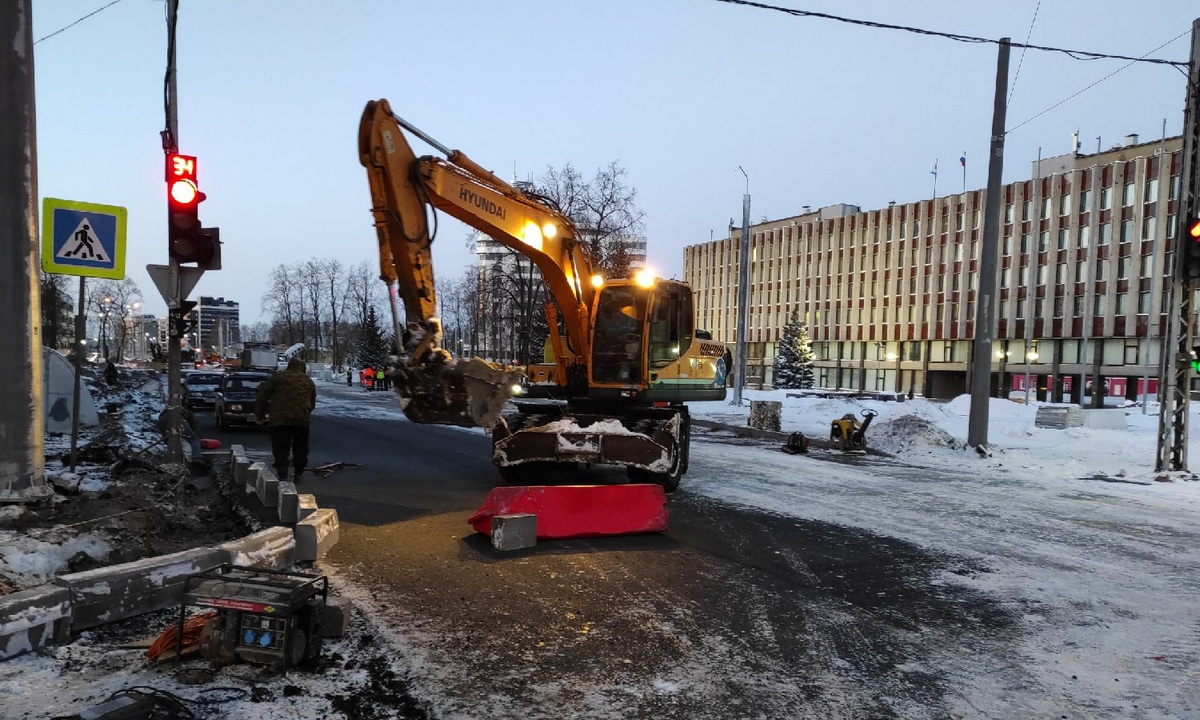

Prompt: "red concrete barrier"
[468,484,668,540]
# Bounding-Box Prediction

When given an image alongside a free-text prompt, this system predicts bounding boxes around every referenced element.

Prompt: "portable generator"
[180,565,327,671]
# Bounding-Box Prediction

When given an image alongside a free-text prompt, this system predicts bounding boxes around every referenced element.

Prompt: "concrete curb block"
[53,547,226,633]
[229,444,246,465]
[295,508,339,562]
[246,460,266,494]
[215,526,296,569]
[277,481,299,524]
[0,586,71,661]
[233,456,251,486]
[298,493,318,521]
[256,466,280,508]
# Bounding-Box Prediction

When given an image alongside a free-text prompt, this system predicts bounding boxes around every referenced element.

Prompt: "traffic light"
[165,153,217,268]
[1191,345,1200,374]
[169,299,197,340]
[1181,216,1200,281]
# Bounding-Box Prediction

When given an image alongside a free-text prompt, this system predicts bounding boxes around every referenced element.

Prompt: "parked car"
[214,371,272,429]
[182,372,224,410]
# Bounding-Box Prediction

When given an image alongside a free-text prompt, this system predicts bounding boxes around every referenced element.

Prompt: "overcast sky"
[31,0,1198,323]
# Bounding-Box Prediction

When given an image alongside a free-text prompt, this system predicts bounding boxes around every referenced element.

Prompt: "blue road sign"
[41,198,127,279]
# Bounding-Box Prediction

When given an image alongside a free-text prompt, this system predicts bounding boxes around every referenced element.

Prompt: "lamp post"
[1024,342,1039,404]
[995,348,1011,398]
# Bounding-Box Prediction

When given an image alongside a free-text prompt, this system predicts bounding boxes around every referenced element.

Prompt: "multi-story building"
[196,296,240,358]
[684,134,1185,403]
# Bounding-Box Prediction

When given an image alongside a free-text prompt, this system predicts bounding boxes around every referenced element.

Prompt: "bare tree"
[241,321,271,343]
[88,278,142,361]
[319,258,350,368]
[262,264,304,345]
[40,272,74,350]
[534,161,645,277]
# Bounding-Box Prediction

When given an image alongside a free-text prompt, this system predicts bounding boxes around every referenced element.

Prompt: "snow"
[4,377,1200,717]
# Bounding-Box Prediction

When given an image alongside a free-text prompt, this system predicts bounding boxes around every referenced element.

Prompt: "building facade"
[683,135,1186,403]
[196,296,240,358]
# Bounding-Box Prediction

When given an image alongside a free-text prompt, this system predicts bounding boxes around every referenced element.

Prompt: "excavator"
[358,99,726,491]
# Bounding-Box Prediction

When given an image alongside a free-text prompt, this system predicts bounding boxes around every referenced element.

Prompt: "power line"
[711,0,1188,68]
[34,0,127,45]
[1007,0,1042,106]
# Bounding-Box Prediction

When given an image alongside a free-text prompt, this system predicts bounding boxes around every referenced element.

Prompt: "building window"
[1038,264,1048,285]
[1018,234,1028,254]
[1074,263,1085,283]
[1023,200,1032,219]
[1117,256,1130,279]
[1079,225,1090,248]
[1003,267,1012,287]
[1058,228,1070,250]
[1080,188,1091,213]
[1056,263,1067,284]
[1143,216,1157,241]
[1145,178,1159,203]
[1035,298,1045,317]
[1138,291,1152,313]
[1140,254,1154,277]
[1094,259,1107,282]
[1019,266,1029,285]
[1005,235,1014,255]
[1101,186,1112,210]
[1094,294,1107,316]
[1054,297,1064,317]
[1123,182,1135,207]
[1115,293,1127,314]
[1098,222,1111,246]
[1005,204,1014,224]
[1120,219,1134,244]
[1041,197,1051,218]
[1073,296,1084,316]
[1060,192,1072,216]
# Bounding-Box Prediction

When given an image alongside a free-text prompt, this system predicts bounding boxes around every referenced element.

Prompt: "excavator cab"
[590,286,646,385]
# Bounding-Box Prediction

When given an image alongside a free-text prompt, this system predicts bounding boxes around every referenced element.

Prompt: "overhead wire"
[711,0,1188,68]
[34,0,126,45]
[1007,0,1042,106]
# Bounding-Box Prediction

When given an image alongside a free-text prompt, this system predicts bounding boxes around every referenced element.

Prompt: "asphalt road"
[199,385,1015,719]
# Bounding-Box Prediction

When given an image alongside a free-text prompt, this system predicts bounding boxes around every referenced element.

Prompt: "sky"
[30,0,1199,324]
[3,381,1199,716]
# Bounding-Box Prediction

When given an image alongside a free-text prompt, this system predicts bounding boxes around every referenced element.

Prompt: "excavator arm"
[358,99,597,427]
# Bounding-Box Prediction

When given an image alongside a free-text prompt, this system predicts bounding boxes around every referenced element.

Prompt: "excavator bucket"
[391,357,520,429]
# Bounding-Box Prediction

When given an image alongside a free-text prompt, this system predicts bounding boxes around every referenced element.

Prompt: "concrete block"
[246,460,266,494]
[1035,405,1082,429]
[0,585,71,660]
[297,494,318,521]
[256,466,280,509]
[295,508,339,562]
[214,526,296,569]
[322,595,352,638]
[491,513,537,551]
[277,481,299,524]
[1082,408,1129,430]
[54,547,225,633]
[233,456,251,488]
[228,444,245,465]
[748,400,782,431]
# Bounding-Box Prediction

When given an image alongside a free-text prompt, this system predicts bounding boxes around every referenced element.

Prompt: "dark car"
[214,371,272,429]
[182,372,224,410]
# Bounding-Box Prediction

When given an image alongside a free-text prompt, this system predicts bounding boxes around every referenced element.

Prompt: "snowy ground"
[4,378,1200,717]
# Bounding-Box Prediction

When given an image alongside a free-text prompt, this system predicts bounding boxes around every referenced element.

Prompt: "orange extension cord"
[146,611,218,661]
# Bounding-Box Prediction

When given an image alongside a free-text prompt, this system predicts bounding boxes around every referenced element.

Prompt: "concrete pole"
[732,169,751,406]
[0,0,48,500]
[164,0,184,462]
[967,38,1011,449]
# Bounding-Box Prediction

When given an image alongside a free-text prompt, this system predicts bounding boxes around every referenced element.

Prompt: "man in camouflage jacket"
[256,358,317,481]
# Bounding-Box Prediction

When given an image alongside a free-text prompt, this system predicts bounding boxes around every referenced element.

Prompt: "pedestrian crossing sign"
[41,197,127,279]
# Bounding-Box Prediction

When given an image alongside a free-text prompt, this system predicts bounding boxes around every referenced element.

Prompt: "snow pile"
[0,533,111,586]
[868,414,959,454]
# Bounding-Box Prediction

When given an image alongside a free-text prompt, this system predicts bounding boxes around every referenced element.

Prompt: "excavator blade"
[392,357,519,429]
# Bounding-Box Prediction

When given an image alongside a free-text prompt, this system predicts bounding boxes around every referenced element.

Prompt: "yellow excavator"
[358,99,726,490]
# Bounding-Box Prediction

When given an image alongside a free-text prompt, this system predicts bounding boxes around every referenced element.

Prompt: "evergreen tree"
[773,309,815,389]
[355,306,391,369]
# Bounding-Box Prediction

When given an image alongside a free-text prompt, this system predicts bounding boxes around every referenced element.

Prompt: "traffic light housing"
[168,299,197,340]
[1182,216,1200,281]
[166,153,218,268]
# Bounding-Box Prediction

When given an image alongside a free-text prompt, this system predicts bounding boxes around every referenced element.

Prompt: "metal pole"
[164,0,184,463]
[1143,120,1168,414]
[1025,148,1041,404]
[69,278,85,471]
[733,168,751,406]
[0,0,47,499]
[967,38,1011,449]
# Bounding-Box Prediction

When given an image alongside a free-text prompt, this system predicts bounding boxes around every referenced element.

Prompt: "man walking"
[255,358,317,482]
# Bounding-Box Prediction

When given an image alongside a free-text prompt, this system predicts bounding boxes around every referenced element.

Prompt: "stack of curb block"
[0,444,341,661]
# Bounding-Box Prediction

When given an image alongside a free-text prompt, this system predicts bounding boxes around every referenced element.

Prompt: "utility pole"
[163,0,184,463]
[967,38,1011,449]
[732,167,751,406]
[0,0,49,500]
[1156,18,1200,472]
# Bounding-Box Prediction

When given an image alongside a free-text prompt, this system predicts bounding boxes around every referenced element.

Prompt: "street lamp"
[1023,345,1039,404]
[995,349,1012,399]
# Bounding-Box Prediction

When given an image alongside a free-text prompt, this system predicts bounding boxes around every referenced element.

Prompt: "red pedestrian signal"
[1190,218,1200,240]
